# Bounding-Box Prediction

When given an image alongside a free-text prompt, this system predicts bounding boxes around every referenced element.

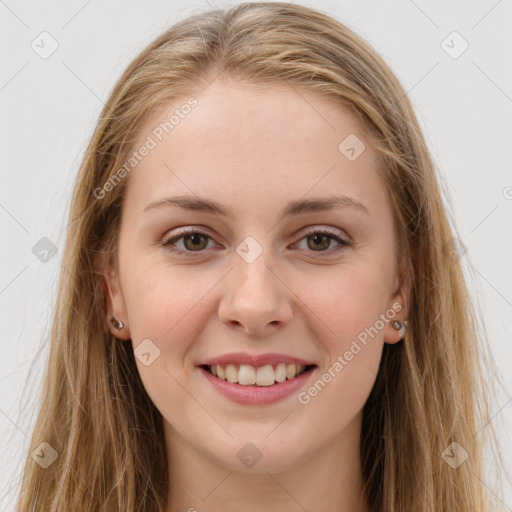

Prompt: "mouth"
[199,363,317,387]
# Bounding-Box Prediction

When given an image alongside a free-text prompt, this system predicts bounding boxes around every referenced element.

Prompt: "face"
[104,79,409,473]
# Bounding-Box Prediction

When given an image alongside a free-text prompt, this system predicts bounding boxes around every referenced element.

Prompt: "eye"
[294,227,351,254]
[162,228,216,256]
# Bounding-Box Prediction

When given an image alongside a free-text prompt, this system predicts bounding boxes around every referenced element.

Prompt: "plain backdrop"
[1,0,511,509]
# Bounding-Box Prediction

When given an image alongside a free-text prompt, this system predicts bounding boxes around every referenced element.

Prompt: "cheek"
[293,268,387,436]
[121,264,210,422]
[121,269,229,456]
[294,264,389,419]
[122,260,219,364]
[298,262,390,352]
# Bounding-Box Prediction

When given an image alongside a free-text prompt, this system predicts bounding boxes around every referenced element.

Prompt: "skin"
[103,79,411,512]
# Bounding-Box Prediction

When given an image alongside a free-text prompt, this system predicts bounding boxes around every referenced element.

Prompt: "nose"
[217,253,293,336]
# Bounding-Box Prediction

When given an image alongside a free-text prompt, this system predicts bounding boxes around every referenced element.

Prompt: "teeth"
[225,364,238,383]
[286,363,297,380]
[256,365,275,386]
[275,363,287,382]
[207,363,308,386]
[238,364,256,385]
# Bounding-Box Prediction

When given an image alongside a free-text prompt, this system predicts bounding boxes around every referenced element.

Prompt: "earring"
[110,316,124,330]
[391,319,408,338]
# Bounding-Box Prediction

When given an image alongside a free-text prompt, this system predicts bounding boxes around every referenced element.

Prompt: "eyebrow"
[143,194,370,218]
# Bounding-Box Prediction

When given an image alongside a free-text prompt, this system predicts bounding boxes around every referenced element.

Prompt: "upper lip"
[197,352,316,367]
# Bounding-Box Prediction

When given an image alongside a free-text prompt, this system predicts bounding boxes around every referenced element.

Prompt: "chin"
[206,432,308,474]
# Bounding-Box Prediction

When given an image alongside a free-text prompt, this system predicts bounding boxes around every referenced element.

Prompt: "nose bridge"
[218,235,293,334]
[235,247,275,293]
[232,236,280,301]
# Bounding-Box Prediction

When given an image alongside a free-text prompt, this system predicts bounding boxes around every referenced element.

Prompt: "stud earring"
[110,316,124,330]
[391,319,407,338]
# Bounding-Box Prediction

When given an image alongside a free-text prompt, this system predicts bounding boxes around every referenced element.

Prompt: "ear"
[95,251,131,340]
[384,254,412,345]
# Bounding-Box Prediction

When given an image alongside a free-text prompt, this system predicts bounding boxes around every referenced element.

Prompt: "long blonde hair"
[15,3,508,510]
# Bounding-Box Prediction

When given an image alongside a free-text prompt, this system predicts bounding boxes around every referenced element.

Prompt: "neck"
[165,412,369,512]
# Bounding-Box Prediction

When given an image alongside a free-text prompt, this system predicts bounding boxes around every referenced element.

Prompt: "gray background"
[1,0,511,509]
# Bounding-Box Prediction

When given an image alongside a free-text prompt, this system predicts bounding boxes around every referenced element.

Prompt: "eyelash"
[161,227,351,257]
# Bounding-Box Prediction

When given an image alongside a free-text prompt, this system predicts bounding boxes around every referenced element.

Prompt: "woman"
[16,2,507,511]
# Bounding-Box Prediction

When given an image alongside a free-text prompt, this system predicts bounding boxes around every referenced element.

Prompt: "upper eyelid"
[162,225,348,239]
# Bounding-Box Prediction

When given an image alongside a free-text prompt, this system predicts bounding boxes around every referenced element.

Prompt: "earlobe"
[387,319,408,344]
[384,256,412,345]
[95,252,131,340]
[110,316,125,331]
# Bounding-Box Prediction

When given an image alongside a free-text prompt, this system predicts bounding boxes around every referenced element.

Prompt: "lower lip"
[199,366,317,405]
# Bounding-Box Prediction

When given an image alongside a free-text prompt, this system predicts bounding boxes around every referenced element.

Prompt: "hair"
[14,2,508,511]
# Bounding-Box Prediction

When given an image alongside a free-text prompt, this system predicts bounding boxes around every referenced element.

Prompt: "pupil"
[185,233,206,250]
[309,234,329,251]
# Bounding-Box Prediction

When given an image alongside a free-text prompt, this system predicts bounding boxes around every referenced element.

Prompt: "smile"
[198,362,318,405]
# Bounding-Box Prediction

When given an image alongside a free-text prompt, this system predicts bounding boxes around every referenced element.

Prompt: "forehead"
[123,79,388,221]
